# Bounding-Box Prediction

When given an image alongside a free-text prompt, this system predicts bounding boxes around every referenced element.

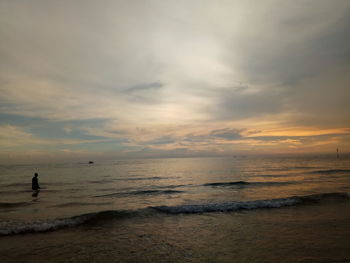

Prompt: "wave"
[153,198,300,214]
[157,184,187,189]
[88,180,114,184]
[115,176,175,181]
[203,181,291,187]
[127,176,163,180]
[0,201,32,209]
[131,189,184,195]
[1,192,349,236]
[310,169,350,174]
[2,183,29,187]
[0,190,33,195]
[51,202,113,208]
[0,210,142,236]
[95,189,184,198]
[0,215,90,236]
[152,192,350,214]
[257,174,292,178]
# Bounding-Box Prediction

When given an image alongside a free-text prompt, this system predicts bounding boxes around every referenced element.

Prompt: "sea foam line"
[152,192,350,215]
[0,216,89,236]
[152,197,300,214]
[1,192,349,236]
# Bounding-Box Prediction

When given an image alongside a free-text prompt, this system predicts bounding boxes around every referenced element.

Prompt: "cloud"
[143,136,177,145]
[0,125,113,150]
[122,82,164,104]
[0,125,46,148]
[208,85,287,120]
[222,0,350,85]
[1,0,350,160]
[210,128,243,140]
[286,67,350,126]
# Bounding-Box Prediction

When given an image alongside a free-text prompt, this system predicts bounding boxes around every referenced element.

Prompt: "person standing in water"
[32,173,40,191]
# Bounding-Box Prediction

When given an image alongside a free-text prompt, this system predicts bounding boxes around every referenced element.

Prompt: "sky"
[1,0,350,163]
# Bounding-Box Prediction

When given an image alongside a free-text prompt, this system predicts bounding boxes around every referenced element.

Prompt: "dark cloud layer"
[212,86,287,120]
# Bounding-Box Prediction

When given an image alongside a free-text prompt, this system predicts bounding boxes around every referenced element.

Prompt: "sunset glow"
[1,0,350,163]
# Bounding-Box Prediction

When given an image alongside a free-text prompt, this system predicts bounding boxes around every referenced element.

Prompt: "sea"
[1,155,350,263]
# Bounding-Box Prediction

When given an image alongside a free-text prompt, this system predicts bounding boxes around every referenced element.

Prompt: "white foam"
[0,216,89,236]
[154,192,350,214]
[153,197,302,214]
[2,192,349,235]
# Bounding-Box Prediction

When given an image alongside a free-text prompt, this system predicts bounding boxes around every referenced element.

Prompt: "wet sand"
[1,198,350,263]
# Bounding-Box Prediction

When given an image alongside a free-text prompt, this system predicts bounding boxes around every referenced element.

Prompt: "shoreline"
[1,198,350,263]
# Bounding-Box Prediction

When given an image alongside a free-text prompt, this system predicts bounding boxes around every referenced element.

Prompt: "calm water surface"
[1,156,350,221]
[1,156,350,262]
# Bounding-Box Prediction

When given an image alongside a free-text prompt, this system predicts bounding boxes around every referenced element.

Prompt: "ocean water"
[1,156,350,262]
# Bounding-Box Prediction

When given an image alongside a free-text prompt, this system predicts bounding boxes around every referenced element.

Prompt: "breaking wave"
[0,210,142,236]
[153,192,350,214]
[1,192,349,236]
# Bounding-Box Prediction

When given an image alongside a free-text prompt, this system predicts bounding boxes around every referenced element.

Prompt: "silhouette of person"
[32,173,40,191]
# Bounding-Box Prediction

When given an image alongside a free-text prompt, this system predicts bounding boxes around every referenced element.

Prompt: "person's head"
[34,173,38,177]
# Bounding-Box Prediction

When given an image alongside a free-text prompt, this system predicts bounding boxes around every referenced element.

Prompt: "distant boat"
[89,161,94,164]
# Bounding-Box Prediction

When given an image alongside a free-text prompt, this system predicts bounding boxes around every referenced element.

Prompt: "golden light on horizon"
[0,0,350,163]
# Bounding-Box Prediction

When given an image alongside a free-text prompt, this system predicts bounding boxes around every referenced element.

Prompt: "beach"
[2,1,350,261]
[1,156,350,262]
[1,196,350,263]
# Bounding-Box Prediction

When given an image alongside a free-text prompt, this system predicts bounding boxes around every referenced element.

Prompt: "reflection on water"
[31,190,39,198]
[1,198,350,263]
[0,156,349,221]
[1,156,350,262]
